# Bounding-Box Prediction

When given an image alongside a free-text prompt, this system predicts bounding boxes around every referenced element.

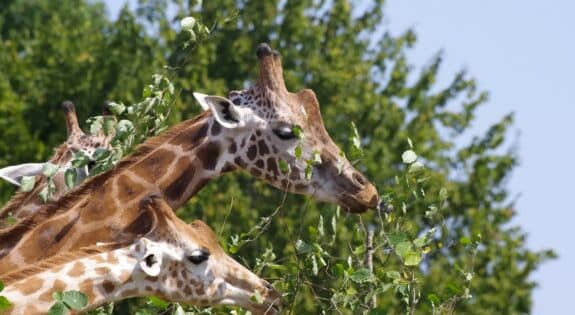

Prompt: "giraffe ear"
[138,239,163,277]
[0,163,45,186]
[193,92,259,129]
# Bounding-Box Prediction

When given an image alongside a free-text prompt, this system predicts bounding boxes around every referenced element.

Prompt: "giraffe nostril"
[352,173,367,186]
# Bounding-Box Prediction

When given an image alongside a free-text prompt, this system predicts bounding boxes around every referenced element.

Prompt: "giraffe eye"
[187,248,210,265]
[273,126,296,140]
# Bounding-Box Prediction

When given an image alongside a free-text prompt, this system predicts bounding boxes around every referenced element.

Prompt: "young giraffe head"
[0,195,281,315]
[194,43,380,212]
[0,101,113,220]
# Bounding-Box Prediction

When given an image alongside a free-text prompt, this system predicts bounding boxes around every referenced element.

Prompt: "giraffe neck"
[121,111,237,208]
[0,112,238,270]
[1,246,144,314]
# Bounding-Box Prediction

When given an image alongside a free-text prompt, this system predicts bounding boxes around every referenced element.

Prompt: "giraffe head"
[194,43,380,213]
[136,195,282,314]
[0,101,112,189]
[0,195,282,314]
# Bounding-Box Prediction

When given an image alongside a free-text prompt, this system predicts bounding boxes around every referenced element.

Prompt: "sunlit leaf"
[64,168,77,190]
[61,290,88,310]
[401,150,417,164]
[20,176,36,192]
[42,162,59,178]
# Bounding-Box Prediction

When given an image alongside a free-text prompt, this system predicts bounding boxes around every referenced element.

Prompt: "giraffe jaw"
[338,191,380,213]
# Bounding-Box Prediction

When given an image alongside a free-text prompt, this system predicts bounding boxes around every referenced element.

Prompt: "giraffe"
[0,195,281,315]
[0,43,381,272]
[0,101,113,223]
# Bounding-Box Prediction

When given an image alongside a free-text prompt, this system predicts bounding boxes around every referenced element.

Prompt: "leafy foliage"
[49,290,88,315]
[0,0,555,314]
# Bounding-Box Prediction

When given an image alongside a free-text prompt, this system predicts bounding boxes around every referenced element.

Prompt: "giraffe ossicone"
[0,195,282,315]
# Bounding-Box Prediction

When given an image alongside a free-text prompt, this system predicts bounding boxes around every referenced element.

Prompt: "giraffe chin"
[338,193,376,213]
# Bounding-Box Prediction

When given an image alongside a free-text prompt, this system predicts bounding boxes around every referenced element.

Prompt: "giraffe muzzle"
[338,181,380,213]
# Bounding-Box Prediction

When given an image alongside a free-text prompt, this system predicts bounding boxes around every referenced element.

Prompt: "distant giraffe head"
[0,101,113,221]
[194,43,380,212]
[0,195,282,315]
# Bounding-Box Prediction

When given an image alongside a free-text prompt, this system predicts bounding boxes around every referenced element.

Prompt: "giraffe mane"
[0,242,124,285]
[0,111,212,244]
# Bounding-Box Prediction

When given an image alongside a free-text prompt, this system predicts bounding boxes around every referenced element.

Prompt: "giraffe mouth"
[338,192,379,213]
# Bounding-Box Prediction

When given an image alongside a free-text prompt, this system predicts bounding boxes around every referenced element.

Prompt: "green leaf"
[180,16,196,31]
[279,159,291,174]
[427,293,440,306]
[92,148,110,161]
[143,85,153,98]
[173,304,186,315]
[294,144,303,160]
[52,291,63,301]
[395,241,412,258]
[42,162,59,178]
[413,236,427,248]
[350,122,361,150]
[311,254,319,275]
[147,296,169,309]
[334,263,345,277]
[336,154,345,174]
[295,239,312,254]
[388,232,409,247]
[64,168,77,190]
[20,176,36,192]
[439,188,449,201]
[408,161,424,173]
[369,308,388,315]
[317,215,324,236]
[350,268,374,283]
[403,252,422,266]
[0,280,3,292]
[48,301,67,315]
[292,124,304,139]
[71,151,91,168]
[305,161,313,181]
[61,290,87,310]
[401,150,417,164]
[107,102,126,115]
[116,120,134,135]
[446,283,461,295]
[386,270,401,280]
[311,150,322,164]
[39,186,50,203]
[103,116,116,136]
[87,116,103,135]
[0,296,10,310]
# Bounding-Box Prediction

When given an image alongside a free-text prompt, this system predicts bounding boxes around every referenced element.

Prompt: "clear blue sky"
[384,1,575,314]
[106,1,574,313]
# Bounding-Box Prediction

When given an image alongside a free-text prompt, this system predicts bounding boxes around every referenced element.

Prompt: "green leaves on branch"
[48,291,88,315]
[180,16,211,48]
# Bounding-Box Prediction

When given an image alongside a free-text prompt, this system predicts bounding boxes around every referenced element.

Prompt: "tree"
[0,0,555,314]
